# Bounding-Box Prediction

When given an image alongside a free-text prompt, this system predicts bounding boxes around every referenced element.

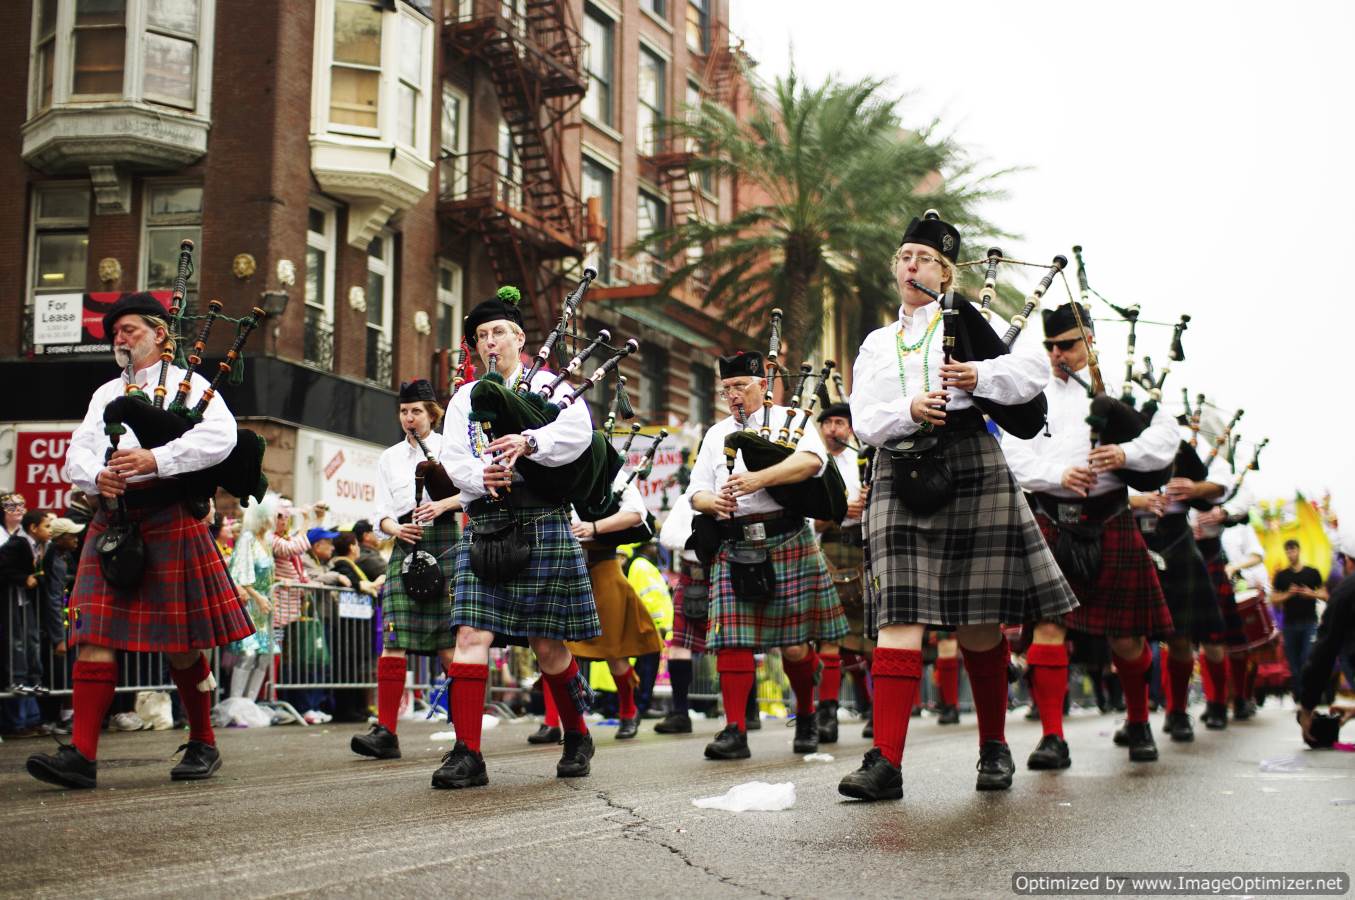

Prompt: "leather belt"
[467,483,559,518]
[1031,488,1128,525]
[718,513,803,543]
[584,545,617,566]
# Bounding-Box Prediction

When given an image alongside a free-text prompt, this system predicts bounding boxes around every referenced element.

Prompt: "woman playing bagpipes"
[839,213,1079,802]
[350,378,462,761]
[433,287,602,789]
[28,292,254,790]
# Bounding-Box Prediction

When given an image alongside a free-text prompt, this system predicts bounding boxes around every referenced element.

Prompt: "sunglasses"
[1043,338,1084,353]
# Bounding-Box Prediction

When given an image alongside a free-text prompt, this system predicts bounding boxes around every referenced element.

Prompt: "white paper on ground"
[1259,755,1305,773]
[429,714,497,741]
[692,781,796,812]
[430,730,456,741]
[802,753,835,762]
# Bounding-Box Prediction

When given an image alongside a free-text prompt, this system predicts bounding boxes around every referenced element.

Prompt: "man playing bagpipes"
[27,292,255,789]
[433,287,602,788]
[350,378,461,761]
[688,351,848,761]
[1004,301,1178,768]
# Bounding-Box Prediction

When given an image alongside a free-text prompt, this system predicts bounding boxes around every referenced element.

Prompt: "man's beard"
[113,334,156,370]
[113,346,133,368]
[826,435,849,453]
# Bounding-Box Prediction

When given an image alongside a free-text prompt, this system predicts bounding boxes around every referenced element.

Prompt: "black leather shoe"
[556,731,595,777]
[1113,722,1131,746]
[26,743,96,789]
[1232,698,1256,721]
[704,723,751,760]
[653,712,692,734]
[937,704,960,725]
[1201,702,1228,730]
[1163,711,1194,743]
[1026,734,1071,770]
[838,748,903,801]
[527,724,562,745]
[431,741,488,789]
[792,712,819,754]
[351,723,402,759]
[976,740,1016,790]
[615,717,640,740]
[170,741,222,781]
[1122,722,1159,762]
[815,700,839,744]
[863,710,874,738]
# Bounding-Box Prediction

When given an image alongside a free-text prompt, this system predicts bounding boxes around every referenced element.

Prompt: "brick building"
[0,0,752,522]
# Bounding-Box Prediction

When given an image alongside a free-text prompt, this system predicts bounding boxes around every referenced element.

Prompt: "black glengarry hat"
[464,286,524,346]
[101,292,171,340]
[1042,302,1094,337]
[718,351,763,379]
[817,402,852,424]
[398,378,435,403]
[899,209,961,263]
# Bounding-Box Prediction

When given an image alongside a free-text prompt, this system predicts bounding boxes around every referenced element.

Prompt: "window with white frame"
[582,155,613,282]
[436,260,463,351]
[365,232,395,384]
[439,82,468,198]
[143,0,199,108]
[142,182,201,309]
[637,46,665,156]
[686,78,714,195]
[636,189,666,281]
[395,12,425,148]
[497,120,522,209]
[304,204,336,368]
[320,0,431,148]
[73,0,127,97]
[581,5,613,127]
[330,0,382,132]
[685,0,707,53]
[28,185,90,337]
[640,0,665,19]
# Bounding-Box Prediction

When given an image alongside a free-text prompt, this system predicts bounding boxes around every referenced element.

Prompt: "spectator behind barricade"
[1273,538,1328,691]
[38,517,81,733]
[328,532,379,723]
[305,527,349,587]
[226,494,279,704]
[213,513,239,560]
[351,520,388,582]
[1,509,54,735]
[3,493,27,541]
[271,500,323,629]
[331,533,379,596]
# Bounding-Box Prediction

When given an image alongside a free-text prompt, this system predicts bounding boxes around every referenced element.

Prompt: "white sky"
[730,0,1354,511]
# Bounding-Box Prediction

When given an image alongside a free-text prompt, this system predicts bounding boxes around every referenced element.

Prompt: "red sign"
[324,449,346,480]
[14,431,76,512]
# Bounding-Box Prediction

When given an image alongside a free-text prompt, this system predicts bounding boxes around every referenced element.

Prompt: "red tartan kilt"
[1037,509,1174,639]
[70,502,254,653]
[1205,554,1246,646]
[670,571,708,652]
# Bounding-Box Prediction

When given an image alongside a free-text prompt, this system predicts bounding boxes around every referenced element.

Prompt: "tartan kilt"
[379,513,459,655]
[1201,542,1245,647]
[1142,516,1226,642]
[707,521,847,651]
[867,431,1079,632]
[820,535,873,652]
[567,556,665,660]
[451,504,599,645]
[1037,508,1173,639]
[70,502,253,653]
[670,569,709,653]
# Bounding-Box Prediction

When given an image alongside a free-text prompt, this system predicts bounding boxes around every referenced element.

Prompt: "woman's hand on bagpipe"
[938,362,978,392]
[724,470,767,498]
[485,434,532,469]
[570,521,600,541]
[1061,466,1097,497]
[96,467,128,498]
[482,463,515,498]
[1088,444,1127,474]
[704,489,738,518]
[1194,505,1226,527]
[1129,492,1167,517]
[395,522,423,544]
[108,447,158,479]
[910,391,950,427]
[846,495,868,521]
[414,497,457,524]
[1163,476,1197,504]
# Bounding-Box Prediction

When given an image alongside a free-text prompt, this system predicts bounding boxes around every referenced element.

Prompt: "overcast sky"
[730,0,1353,512]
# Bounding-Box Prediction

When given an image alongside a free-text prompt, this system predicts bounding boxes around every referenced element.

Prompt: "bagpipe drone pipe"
[590,426,668,548]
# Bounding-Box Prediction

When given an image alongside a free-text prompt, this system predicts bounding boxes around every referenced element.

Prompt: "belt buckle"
[1057,504,1081,526]
[742,522,766,541]
[1137,517,1157,534]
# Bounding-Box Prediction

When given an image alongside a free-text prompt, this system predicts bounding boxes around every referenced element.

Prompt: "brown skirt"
[566,557,665,661]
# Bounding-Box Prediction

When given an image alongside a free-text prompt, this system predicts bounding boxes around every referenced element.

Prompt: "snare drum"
[1235,590,1277,650]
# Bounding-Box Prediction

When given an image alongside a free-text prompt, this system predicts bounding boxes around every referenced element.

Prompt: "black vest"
[943,293,1048,439]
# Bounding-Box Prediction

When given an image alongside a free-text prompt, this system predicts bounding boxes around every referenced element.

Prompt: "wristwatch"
[524,434,538,457]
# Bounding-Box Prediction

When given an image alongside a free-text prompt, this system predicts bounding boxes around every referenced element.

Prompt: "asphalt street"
[0,702,1350,899]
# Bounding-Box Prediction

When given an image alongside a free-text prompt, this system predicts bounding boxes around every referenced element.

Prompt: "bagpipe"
[590,426,669,548]
[410,429,457,502]
[402,428,449,603]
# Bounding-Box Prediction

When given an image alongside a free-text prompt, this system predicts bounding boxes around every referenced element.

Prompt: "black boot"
[1112,722,1131,746]
[1232,698,1256,721]
[431,741,489,789]
[351,723,402,759]
[653,712,692,734]
[1201,701,1228,730]
[937,704,960,725]
[527,724,562,745]
[976,740,1016,790]
[744,689,762,730]
[26,743,97,789]
[704,723,751,760]
[816,700,839,744]
[792,712,819,754]
[615,717,640,740]
[556,731,595,777]
[170,741,222,781]
[1163,711,1194,743]
[838,748,903,801]
[1026,734,1071,770]
[1122,722,1159,762]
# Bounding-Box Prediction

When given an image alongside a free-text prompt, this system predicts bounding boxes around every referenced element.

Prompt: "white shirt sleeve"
[1003,430,1066,493]
[149,373,238,479]
[1119,405,1179,472]
[970,311,1051,405]
[618,480,648,518]
[63,382,115,495]
[850,329,921,446]
[439,384,490,502]
[373,445,402,526]
[688,424,723,497]
[659,493,694,551]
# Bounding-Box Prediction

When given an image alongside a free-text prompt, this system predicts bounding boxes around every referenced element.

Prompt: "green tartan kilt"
[452,504,600,645]
[379,513,459,655]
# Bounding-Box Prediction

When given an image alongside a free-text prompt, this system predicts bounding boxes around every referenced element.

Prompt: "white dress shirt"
[572,468,647,525]
[1221,521,1268,593]
[688,407,829,518]
[374,430,446,525]
[830,448,863,527]
[64,360,238,495]
[438,364,595,505]
[659,492,695,552]
[1004,365,1179,499]
[1191,456,1249,539]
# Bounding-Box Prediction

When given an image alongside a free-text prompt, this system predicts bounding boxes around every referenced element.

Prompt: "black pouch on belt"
[469,520,531,584]
[402,548,446,603]
[97,520,146,589]
[1053,520,1103,584]
[885,433,953,516]
[682,580,711,621]
[727,547,775,604]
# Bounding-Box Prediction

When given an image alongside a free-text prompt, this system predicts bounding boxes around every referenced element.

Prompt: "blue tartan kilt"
[451,504,600,646]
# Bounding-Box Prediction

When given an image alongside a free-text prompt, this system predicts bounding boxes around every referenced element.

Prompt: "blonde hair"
[139,314,180,349]
[892,244,957,294]
[241,492,279,536]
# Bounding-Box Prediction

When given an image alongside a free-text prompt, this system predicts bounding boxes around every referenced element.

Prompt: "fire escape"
[439,0,588,337]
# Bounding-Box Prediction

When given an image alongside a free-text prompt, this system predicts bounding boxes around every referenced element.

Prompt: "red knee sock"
[936,656,960,708]
[376,656,406,732]
[1166,655,1194,714]
[871,648,923,767]
[782,648,820,717]
[542,678,560,727]
[1228,656,1249,703]
[819,652,841,704]
[961,639,1011,745]
[717,649,756,732]
[616,665,638,720]
[71,660,117,760]
[1027,642,1068,738]
[1203,655,1229,705]
[1112,644,1153,724]
[543,658,589,735]
[448,662,488,752]
[169,654,216,746]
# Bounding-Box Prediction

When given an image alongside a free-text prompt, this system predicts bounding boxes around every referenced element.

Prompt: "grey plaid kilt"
[380,513,459,655]
[451,503,600,645]
[1141,514,1226,642]
[866,430,1080,632]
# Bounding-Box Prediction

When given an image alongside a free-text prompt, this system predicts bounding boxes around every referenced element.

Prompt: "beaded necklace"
[467,367,527,458]
[894,309,942,398]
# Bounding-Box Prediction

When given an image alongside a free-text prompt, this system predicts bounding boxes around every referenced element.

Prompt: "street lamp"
[260,289,289,355]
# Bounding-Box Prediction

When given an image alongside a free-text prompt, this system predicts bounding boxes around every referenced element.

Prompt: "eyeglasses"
[1043,338,1084,353]
[719,381,759,398]
[897,252,941,267]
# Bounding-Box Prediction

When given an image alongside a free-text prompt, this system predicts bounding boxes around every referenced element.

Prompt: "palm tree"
[629,67,1013,356]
